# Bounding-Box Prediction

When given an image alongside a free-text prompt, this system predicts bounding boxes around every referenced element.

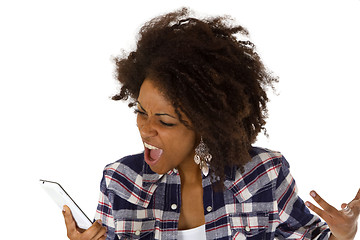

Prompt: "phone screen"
[40,179,93,229]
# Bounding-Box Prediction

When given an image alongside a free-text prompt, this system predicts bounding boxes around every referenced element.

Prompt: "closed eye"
[160,121,175,127]
[135,109,175,127]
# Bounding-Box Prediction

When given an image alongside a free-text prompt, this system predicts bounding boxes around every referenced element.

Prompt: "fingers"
[340,203,352,216]
[63,205,78,238]
[348,199,360,216]
[305,190,340,223]
[305,200,331,222]
[62,205,107,240]
[350,199,360,208]
[341,198,360,217]
[89,221,107,240]
[341,203,349,210]
[85,220,107,240]
[342,189,360,213]
[309,191,338,215]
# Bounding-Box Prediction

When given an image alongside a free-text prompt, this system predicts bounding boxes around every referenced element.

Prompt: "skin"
[62,77,359,238]
[307,189,360,240]
[62,78,205,239]
[62,205,107,240]
[136,78,205,229]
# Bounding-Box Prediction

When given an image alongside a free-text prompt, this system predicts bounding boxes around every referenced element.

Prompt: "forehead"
[138,78,174,111]
[137,78,192,126]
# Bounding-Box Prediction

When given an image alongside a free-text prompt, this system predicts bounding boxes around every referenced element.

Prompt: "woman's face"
[136,78,197,174]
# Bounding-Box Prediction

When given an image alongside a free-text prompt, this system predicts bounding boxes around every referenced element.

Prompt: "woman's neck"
[177,157,202,185]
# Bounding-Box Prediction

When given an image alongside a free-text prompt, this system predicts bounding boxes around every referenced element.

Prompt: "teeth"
[144,142,159,150]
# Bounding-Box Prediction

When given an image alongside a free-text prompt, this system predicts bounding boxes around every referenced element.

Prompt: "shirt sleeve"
[94,172,118,240]
[275,156,331,239]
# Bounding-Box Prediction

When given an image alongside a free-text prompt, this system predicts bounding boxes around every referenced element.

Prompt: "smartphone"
[39,179,93,229]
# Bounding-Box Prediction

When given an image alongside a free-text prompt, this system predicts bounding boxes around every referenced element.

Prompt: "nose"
[137,117,157,138]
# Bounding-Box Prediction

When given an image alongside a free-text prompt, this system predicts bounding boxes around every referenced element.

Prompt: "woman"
[63,8,359,240]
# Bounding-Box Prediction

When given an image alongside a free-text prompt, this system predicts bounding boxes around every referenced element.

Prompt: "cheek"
[169,130,197,154]
[136,115,145,130]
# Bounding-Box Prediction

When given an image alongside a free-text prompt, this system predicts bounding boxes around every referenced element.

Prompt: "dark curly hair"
[112,8,278,184]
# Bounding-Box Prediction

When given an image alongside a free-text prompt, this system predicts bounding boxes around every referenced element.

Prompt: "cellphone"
[39,179,93,229]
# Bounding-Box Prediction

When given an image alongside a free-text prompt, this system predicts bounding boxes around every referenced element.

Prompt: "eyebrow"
[136,101,176,119]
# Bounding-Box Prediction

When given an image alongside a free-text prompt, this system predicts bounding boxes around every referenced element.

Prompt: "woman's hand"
[305,189,360,240]
[63,205,107,240]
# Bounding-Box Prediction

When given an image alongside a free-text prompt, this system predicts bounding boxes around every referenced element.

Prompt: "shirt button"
[171,204,177,210]
[135,230,141,236]
[206,206,212,212]
[245,226,250,232]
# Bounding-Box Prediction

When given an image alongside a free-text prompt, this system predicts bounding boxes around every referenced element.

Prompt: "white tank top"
[177,224,206,240]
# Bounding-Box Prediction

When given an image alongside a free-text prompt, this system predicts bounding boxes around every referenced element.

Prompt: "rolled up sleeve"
[275,156,331,239]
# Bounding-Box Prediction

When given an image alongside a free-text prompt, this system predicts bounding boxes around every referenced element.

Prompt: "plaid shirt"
[94,147,331,239]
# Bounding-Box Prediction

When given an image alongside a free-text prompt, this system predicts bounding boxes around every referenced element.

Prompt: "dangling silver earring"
[194,137,212,176]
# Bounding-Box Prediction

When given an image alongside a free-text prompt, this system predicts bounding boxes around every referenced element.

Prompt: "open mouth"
[144,142,164,166]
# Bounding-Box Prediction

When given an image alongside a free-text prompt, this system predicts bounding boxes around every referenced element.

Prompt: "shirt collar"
[224,147,281,203]
[113,147,279,207]
[142,163,179,185]
[141,156,259,204]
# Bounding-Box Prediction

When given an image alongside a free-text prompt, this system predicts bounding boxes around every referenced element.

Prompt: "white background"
[1,0,359,239]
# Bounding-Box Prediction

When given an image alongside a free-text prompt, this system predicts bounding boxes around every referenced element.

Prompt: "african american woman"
[63,8,359,240]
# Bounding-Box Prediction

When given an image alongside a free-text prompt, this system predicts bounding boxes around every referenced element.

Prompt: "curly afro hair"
[112,8,278,184]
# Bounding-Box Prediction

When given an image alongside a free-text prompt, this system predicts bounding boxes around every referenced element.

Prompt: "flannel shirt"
[94,147,331,239]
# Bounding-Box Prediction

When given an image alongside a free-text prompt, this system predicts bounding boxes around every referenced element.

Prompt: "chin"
[150,163,177,175]
[148,165,167,174]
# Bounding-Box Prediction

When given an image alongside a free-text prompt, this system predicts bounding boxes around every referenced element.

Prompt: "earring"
[194,137,212,176]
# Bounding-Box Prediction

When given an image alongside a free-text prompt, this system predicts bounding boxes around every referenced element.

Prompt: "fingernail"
[97,219,102,224]
[342,204,350,211]
[305,201,311,207]
[310,191,316,198]
[62,206,66,213]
